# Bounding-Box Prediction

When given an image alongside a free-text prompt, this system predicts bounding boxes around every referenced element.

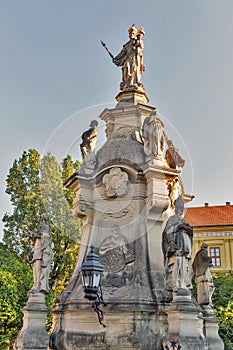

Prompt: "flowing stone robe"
[193,245,215,306]
[142,113,166,158]
[30,219,51,294]
[80,120,98,169]
[113,37,137,90]
[162,212,193,292]
[165,140,185,169]
[113,25,145,91]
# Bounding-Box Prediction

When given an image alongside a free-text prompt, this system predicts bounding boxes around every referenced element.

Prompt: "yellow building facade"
[185,202,233,272]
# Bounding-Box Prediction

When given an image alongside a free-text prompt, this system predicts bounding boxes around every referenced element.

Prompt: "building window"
[210,247,221,266]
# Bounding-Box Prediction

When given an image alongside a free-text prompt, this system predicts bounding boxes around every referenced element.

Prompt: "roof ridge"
[184,205,233,227]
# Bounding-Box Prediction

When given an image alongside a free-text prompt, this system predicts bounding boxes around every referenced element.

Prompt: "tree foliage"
[3,149,42,261]
[3,148,81,293]
[2,149,82,344]
[212,272,233,350]
[0,243,32,349]
[40,152,81,296]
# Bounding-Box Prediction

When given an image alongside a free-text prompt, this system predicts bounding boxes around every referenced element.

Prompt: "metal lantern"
[81,246,104,301]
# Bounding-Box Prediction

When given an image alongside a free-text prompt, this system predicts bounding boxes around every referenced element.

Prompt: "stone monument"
[15,216,50,350]
[49,25,223,349]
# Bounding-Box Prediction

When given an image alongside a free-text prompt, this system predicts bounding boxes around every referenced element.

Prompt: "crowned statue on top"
[112,24,145,92]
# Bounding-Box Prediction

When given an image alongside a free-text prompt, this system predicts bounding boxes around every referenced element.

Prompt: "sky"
[1,0,233,239]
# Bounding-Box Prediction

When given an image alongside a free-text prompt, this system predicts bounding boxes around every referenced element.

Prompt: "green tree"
[0,243,32,349]
[40,152,81,296]
[3,149,42,261]
[3,148,82,295]
[212,272,233,350]
[61,154,80,207]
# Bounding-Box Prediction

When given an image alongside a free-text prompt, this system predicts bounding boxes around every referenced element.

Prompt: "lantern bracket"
[92,284,106,327]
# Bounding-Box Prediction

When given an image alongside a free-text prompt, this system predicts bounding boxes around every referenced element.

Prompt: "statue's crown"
[137,26,145,35]
[128,24,137,34]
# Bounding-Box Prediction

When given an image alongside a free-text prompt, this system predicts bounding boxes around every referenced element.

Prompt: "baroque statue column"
[49,26,223,350]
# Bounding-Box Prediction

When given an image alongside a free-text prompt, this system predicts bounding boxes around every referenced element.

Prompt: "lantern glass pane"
[93,273,101,288]
[89,272,94,287]
[83,273,89,287]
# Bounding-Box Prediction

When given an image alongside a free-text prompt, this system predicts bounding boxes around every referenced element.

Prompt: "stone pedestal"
[203,314,224,350]
[50,308,164,350]
[15,292,49,350]
[115,88,149,107]
[162,291,207,350]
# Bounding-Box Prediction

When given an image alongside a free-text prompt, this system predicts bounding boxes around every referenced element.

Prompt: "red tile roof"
[184,205,233,227]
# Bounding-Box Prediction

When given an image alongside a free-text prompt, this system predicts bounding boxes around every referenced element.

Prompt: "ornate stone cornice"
[194,231,233,238]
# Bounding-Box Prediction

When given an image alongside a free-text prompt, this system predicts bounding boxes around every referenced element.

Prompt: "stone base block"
[15,292,49,350]
[115,89,149,107]
[49,309,165,350]
[163,296,207,350]
[203,315,224,350]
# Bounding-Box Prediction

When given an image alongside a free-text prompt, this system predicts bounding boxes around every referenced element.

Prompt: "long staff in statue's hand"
[100,40,114,59]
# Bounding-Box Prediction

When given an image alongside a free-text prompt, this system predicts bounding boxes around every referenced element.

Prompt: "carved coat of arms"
[102,167,128,197]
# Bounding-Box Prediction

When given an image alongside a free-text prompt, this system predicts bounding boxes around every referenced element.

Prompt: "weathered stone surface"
[49,96,192,349]
[49,28,223,349]
[15,292,49,350]
[162,293,207,350]
[50,309,162,349]
[203,316,224,350]
[111,25,145,93]
[115,90,149,107]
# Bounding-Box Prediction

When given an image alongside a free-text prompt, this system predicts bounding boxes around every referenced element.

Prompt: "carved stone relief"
[114,126,134,140]
[98,225,135,288]
[102,167,129,197]
[105,118,114,139]
[104,205,135,219]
